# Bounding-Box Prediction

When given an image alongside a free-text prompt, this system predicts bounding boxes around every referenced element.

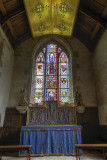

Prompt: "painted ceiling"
[24,0,80,37]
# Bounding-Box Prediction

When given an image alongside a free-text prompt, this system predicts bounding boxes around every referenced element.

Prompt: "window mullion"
[44,48,47,101]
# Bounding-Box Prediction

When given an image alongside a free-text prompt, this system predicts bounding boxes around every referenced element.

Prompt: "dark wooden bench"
[75,144,107,160]
[104,153,107,160]
[0,145,31,160]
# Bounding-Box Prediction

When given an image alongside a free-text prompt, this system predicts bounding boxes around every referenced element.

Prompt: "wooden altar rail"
[0,145,31,160]
[75,144,107,160]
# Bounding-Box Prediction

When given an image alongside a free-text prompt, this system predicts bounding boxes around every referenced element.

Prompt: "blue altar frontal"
[20,125,82,156]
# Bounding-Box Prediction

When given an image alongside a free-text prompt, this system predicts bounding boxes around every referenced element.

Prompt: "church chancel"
[20,42,82,156]
[20,103,82,156]
[1,0,107,158]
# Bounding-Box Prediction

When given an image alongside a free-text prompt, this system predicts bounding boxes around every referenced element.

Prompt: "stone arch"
[30,35,74,104]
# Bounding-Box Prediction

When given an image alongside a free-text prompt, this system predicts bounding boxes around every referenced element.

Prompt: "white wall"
[0,26,14,126]
[94,29,107,125]
[70,38,97,107]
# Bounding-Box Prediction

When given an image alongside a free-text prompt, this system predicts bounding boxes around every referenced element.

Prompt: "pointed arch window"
[35,52,45,103]
[34,43,71,104]
[59,52,69,103]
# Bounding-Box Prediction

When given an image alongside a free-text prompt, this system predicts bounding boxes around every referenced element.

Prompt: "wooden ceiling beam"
[0,0,7,16]
[79,9,107,28]
[13,33,31,48]
[77,22,92,35]
[79,10,106,29]
[1,8,25,24]
[90,23,101,40]
[6,19,17,40]
[102,6,107,18]
[79,10,97,23]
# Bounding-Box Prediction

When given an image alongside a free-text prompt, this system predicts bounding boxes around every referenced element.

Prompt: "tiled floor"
[1,151,104,160]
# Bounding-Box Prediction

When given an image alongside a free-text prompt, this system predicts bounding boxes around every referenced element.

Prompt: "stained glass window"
[35,52,44,103]
[35,44,70,103]
[59,52,69,103]
[46,44,58,100]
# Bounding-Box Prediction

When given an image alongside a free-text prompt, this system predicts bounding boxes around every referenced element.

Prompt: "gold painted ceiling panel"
[24,0,80,37]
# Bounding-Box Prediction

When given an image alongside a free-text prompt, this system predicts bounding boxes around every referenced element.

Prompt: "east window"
[35,43,70,104]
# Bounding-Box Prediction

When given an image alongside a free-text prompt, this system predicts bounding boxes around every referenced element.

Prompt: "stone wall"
[8,38,38,107]
[93,29,107,126]
[8,36,97,108]
[70,38,97,107]
[0,26,14,126]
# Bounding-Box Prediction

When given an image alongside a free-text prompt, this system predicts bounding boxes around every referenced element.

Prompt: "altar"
[20,125,82,156]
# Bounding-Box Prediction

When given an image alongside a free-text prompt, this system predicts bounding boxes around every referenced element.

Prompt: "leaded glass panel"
[36,63,44,75]
[35,96,43,103]
[46,63,57,75]
[59,52,69,103]
[46,44,57,76]
[35,52,44,103]
[46,76,57,88]
[59,75,69,88]
[35,89,44,103]
[42,48,46,54]
[46,89,57,101]
[34,44,70,104]
[47,44,57,53]
[59,89,69,103]
[36,52,44,63]
[46,44,58,101]
[59,62,68,75]
[59,52,68,63]
[35,76,44,89]
[58,47,62,54]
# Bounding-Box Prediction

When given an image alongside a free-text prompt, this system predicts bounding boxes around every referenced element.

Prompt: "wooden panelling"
[102,6,107,18]
[78,11,97,30]
[73,10,105,51]
[0,0,7,16]
[100,125,107,142]
[77,23,92,36]
[0,107,101,145]
[10,12,29,37]
[6,19,17,39]
[77,107,100,143]
[95,0,107,6]
[90,1,104,15]
[1,11,30,47]
[4,108,26,128]
[90,23,101,40]
[0,108,26,145]
[0,0,106,50]
[80,0,105,15]
[2,0,23,14]
[2,23,13,45]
